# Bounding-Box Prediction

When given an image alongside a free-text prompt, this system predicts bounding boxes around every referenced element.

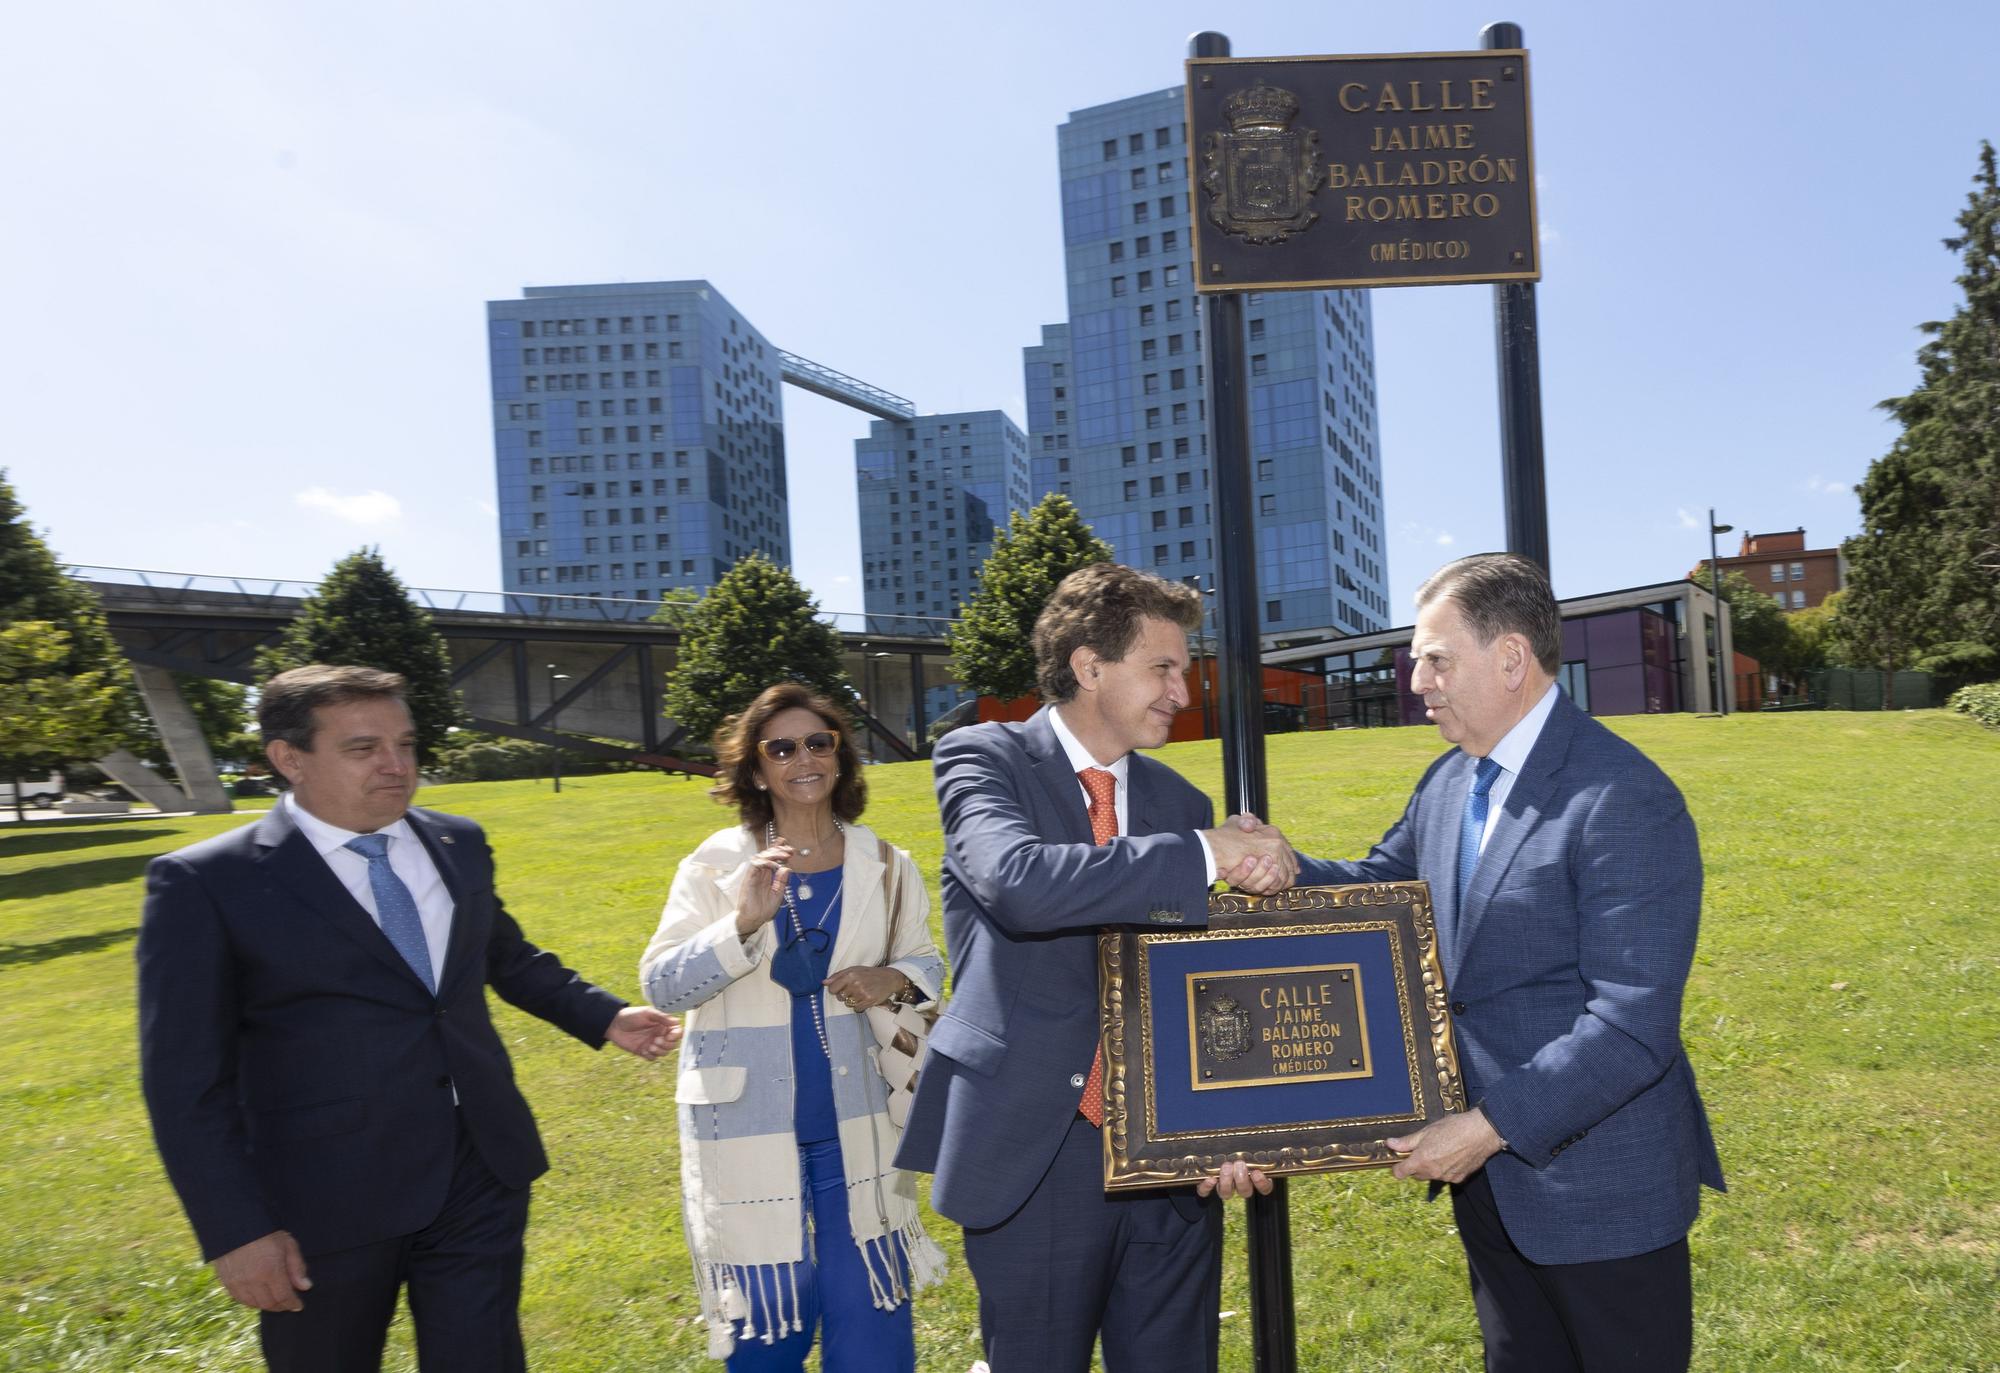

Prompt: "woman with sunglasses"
[640,682,946,1371]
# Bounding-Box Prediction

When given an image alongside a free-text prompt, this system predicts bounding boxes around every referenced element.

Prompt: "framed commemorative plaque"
[1096,881,1465,1190]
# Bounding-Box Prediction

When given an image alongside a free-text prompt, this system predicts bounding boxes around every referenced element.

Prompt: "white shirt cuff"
[1194,828,1217,885]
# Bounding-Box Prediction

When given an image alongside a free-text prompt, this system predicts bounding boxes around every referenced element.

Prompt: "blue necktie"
[1455,755,1505,908]
[344,833,436,993]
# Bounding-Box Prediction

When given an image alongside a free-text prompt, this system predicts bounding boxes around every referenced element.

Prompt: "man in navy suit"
[896,563,1294,1373]
[1297,553,1724,1372]
[137,664,679,1373]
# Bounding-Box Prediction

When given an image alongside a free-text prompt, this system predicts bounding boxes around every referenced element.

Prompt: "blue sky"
[4,0,1993,617]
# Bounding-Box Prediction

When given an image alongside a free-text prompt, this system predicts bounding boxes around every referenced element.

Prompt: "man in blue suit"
[896,563,1292,1372]
[1298,553,1724,1371]
[137,664,679,1372]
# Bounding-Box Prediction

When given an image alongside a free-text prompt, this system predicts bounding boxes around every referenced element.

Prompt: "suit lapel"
[407,809,476,996]
[1454,695,1576,970]
[1024,707,1093,843]
[254,803,433,993]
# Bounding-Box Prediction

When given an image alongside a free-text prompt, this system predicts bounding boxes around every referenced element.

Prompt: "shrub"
[1946,681,2000,729]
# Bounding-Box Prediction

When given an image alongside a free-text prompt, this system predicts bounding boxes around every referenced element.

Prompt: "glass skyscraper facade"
[1029,88,1391,641]
[856,409,1031,632]
[487,280,787,604]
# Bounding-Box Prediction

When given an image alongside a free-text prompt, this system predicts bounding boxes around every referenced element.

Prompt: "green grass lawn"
[3,711,1996,1371]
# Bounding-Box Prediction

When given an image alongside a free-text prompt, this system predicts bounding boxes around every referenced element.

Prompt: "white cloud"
[1805,474,1856,496]
[1676,508,1701,529]
[831,574,853,585]
[472,498,497,518]
[1436,531,1456,546]
[295,486,402,525]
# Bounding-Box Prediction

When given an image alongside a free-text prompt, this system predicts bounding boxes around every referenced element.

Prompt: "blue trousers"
[726,1138,915,1373]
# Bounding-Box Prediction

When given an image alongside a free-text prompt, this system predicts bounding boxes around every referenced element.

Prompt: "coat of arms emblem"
[1200,82,1322,245]
[1198,994,1254,1062]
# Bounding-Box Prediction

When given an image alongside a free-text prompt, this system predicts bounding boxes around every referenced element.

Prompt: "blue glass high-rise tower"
[1027,88,1390,641]
[487,281,787,603]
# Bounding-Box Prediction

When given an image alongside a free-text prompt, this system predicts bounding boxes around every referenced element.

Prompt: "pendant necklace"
[771,817,844,899]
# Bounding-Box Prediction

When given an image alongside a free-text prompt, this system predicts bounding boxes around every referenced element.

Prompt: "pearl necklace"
[770,827,846,1061]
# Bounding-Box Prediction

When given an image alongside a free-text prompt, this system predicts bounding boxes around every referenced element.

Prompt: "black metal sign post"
[1189,29,1292,1372]
[1482,21,1550,572]
[1184,25,1543,1371]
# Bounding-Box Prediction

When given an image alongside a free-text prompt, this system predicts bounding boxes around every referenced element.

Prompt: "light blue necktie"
[1455,755,1505,908]
[344,833,436,993]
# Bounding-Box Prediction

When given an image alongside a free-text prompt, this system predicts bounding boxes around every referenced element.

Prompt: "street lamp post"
[1708,511,1733,717]
[546,664,570,791]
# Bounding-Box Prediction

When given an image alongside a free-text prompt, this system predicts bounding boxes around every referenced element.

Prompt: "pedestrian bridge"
[72,566,963,810]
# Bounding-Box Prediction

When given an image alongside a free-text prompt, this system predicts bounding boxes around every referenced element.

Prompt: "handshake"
[1201,814,1302,895]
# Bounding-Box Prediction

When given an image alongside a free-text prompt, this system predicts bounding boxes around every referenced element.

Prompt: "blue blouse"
[782,874,843,1143]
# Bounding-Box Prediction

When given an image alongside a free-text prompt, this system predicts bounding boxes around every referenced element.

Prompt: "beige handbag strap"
[878,836,902,966]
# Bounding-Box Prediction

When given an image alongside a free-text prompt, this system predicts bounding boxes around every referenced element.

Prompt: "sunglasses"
[756,730,840,762]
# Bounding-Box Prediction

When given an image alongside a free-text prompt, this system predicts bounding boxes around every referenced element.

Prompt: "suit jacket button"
[1070,1073,1086,1089]
[436,1075,451,1088]
[1451,1001,1468,1016]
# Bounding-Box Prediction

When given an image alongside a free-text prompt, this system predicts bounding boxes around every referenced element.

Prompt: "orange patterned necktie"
[1077,767,1118,1126]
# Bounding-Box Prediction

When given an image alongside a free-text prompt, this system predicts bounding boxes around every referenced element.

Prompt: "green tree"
[649,587,702,631]
[949,493,1115,700]
[1692,564,1793,671]
[1841,141,2000,693]
[0,621,127,812]
[662,554,853,749]
[0,469,138,777]
[255,548,463,762]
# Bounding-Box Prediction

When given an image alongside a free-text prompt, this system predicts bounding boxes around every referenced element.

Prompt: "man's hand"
[213,1230,310,1312]
[1195,1159,1274,1200]
[1204,813,1300,894]
[605,1006,682,1060]
[1387,1108,1505,1184]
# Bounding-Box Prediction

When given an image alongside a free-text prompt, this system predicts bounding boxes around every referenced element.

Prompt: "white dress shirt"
[1474,682,1561,856]
[286,792,456,982]
[1049,705,1217,882]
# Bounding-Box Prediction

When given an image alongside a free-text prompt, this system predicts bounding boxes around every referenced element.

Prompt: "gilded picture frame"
[1097,881,1466,1190]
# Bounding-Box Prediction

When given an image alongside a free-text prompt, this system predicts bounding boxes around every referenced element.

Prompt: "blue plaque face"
[1097,883,1465,1190]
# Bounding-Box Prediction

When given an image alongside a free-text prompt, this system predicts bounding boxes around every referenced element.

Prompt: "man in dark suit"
[896,563,1294,1373]
[1297,553,1725,1372]
[137,664,678,1372]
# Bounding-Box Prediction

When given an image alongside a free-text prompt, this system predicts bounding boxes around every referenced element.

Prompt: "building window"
[1109,242,1125,263]
[1130,168,1146,189]
[1141,339,1158,360]
[1266,600,1282,621]
[1792,589,1807,608]
[1133,202,1149,223]
[1111,276,1127,296]
[1129,133,1144,154]
[1152,510,1168,530]
[1124,480,1139,500]
[1789,562,1805,580]
[1770,564,1786,582]
[1251,354,1268,376]
[1137,270,1153,291]
[1163,264,1182,286]
[1157,162,1174,182]
[1102,138,1118,160]
[1161,229,1178,251]
[1155,126,1171,147]
[1154,544,1169,565]
[1249,319,1265,340]
[1260,494,1276,515]
[1121,446,1137,466]
[1257,459,1273,480]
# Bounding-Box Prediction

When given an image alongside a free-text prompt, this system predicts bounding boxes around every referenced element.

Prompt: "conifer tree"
[256,548,463,761]
[1839,142,2000,694]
